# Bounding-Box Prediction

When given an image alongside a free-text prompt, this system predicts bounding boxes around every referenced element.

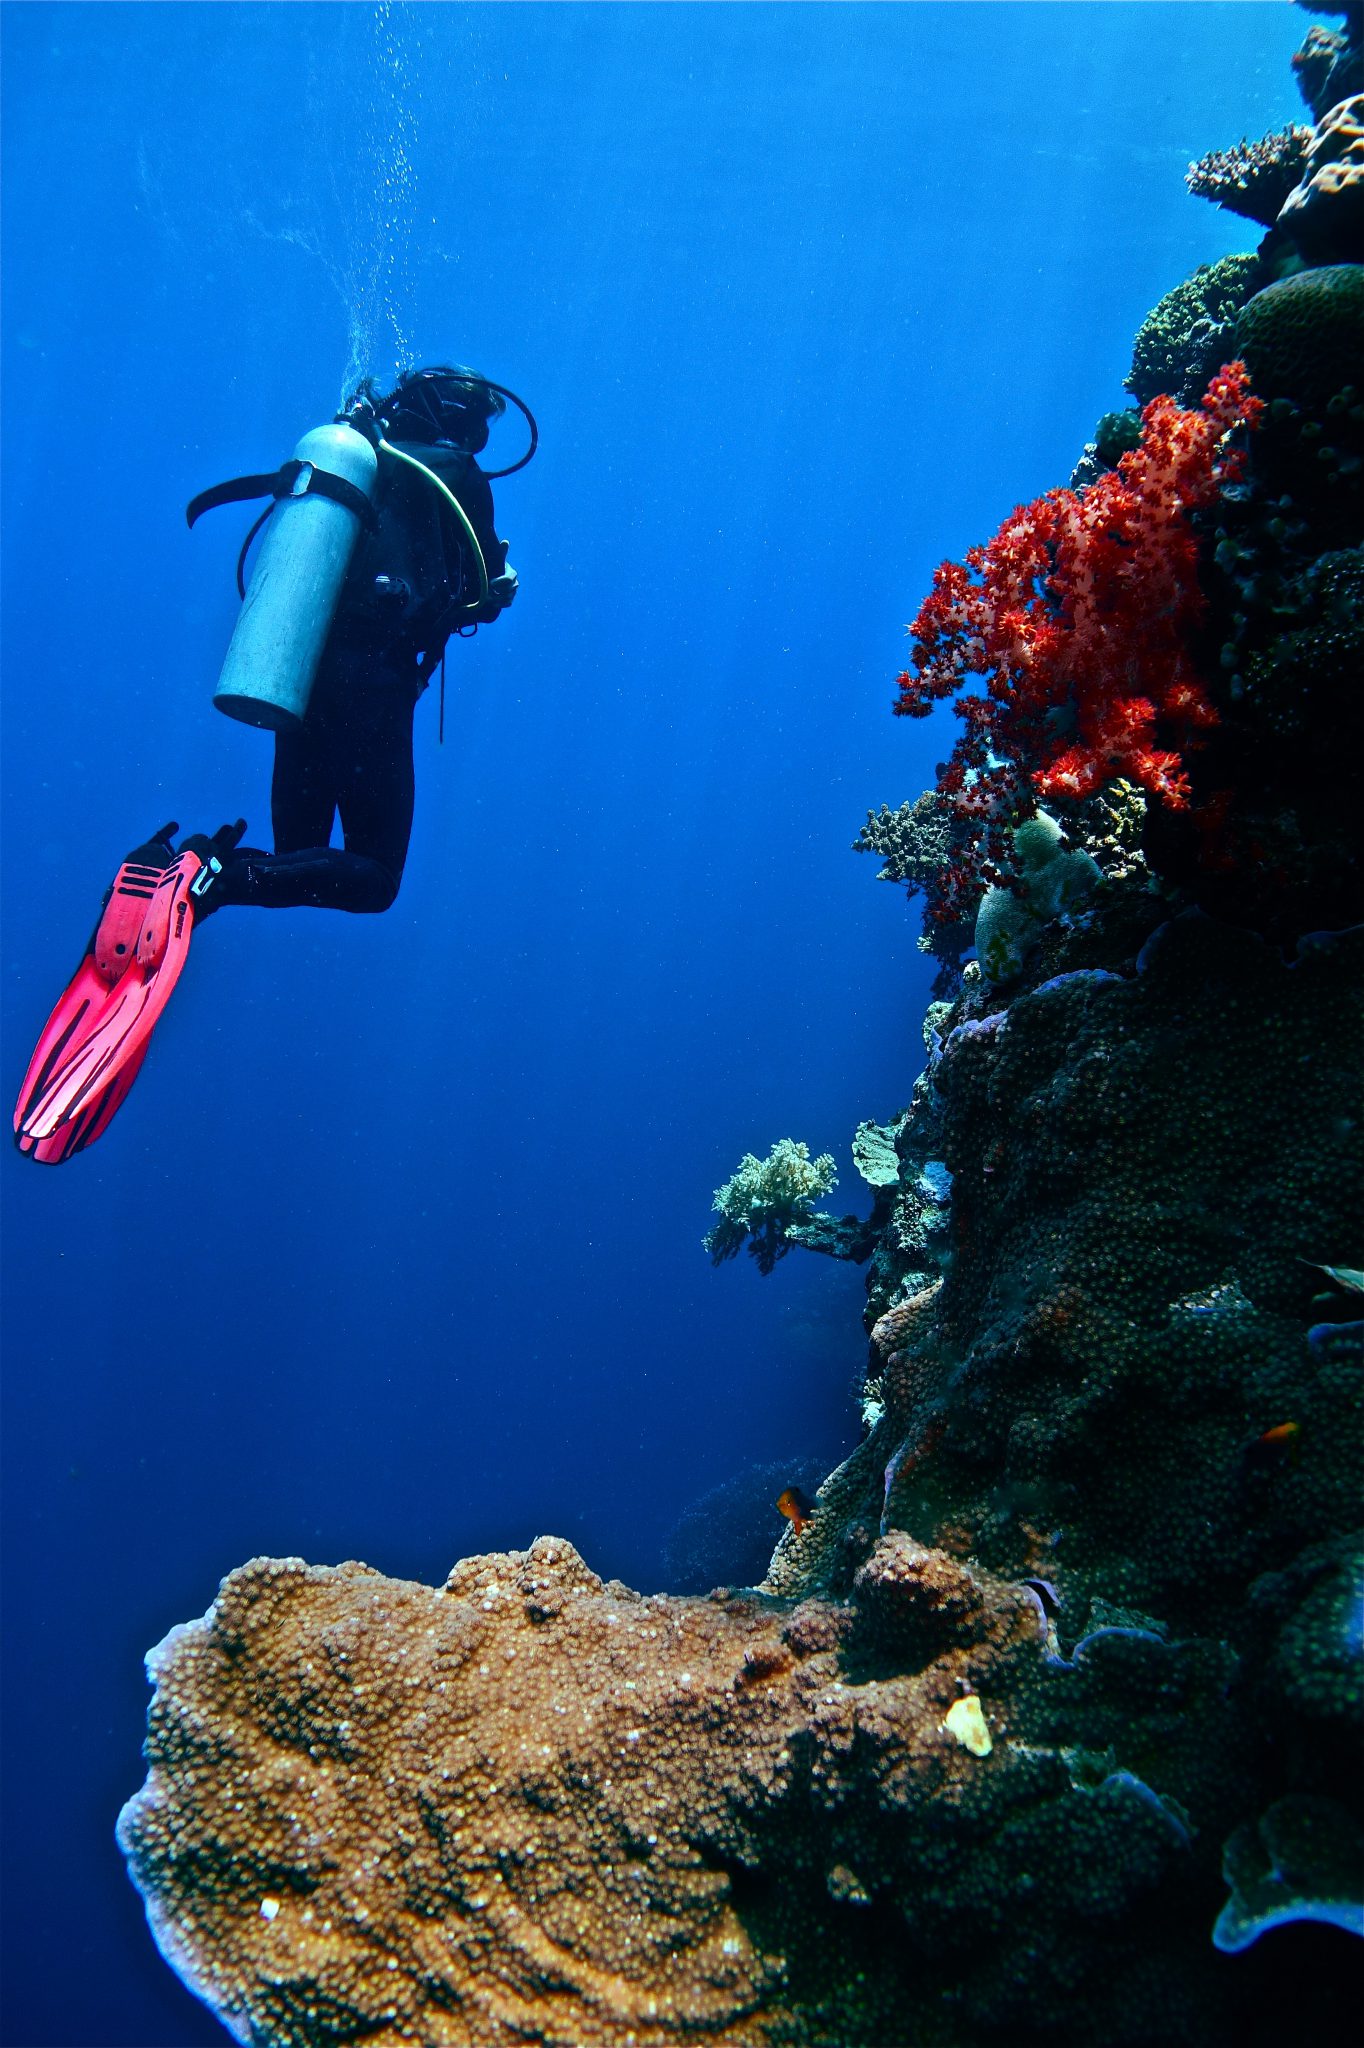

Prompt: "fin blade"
[17,1042,151,1164]
[14,852,203,1160]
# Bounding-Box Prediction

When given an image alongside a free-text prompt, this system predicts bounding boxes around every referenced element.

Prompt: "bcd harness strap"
[187,445,489,617]
[188,443,493,684]
[187,459,382,601]
[185,459,377,533]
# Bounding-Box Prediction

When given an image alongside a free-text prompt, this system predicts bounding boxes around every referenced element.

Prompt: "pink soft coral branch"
[894,364,1262,924]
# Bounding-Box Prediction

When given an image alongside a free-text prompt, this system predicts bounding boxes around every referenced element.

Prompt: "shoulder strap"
[186,459,376,532]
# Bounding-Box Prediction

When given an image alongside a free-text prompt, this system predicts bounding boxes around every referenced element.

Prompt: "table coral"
[125,1523,1302,2048]
[1186,127,1312,227]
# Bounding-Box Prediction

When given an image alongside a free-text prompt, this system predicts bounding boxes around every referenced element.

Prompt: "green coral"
[1235,264,1364,413]
[1127,253,1264,407]
[1093,409,1143,469]
[704,1139,837,1274]
[853,793,954,892]
[851,1118,902,1188]
[973,811,1102,983]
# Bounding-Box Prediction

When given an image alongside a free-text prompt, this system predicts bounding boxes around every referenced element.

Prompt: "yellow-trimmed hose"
[377,437,490,611]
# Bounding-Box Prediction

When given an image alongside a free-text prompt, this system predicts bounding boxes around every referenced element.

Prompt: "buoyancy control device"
[188,421,380,732]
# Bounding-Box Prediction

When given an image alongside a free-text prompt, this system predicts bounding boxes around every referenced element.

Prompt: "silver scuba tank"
[212,423,379,732]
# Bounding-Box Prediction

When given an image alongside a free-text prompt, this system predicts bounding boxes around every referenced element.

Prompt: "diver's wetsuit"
[215,439,509,914]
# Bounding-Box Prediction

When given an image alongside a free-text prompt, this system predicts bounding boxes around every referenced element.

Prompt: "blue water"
[0,5,1304,2041]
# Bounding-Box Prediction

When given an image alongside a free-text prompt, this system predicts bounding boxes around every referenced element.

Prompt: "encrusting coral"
[124,1517,1338,2048]
[1278,94,1364,261]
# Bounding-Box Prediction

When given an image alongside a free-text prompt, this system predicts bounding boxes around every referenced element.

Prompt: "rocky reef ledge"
[120,912,1363,2048]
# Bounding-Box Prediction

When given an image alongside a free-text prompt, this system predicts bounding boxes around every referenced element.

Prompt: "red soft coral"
[894,364,1262,924]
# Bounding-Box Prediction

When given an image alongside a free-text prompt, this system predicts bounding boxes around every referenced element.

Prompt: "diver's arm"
[454,462,517,621]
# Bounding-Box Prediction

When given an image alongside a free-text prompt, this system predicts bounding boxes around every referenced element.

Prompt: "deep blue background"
[0,5,1302,2041]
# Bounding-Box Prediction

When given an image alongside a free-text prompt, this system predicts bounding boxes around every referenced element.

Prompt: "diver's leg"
[208,844,400,913]
[206,691,403,914]
[334,681,417,904]
[271,720,339,855]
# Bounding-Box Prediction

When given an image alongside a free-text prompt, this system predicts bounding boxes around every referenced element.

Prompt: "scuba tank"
[189,422,380,732]
[187,374,537,733]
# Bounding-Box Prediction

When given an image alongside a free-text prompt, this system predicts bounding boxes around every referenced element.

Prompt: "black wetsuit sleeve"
[447,460,509,623]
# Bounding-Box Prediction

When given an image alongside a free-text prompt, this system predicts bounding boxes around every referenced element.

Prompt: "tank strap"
[186,460,376,531]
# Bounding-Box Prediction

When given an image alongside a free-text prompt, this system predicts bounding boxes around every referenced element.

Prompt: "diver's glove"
[178,819,248,921]
[488,564,519,609]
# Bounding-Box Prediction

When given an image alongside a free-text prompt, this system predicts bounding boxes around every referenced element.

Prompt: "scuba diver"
[14,364,536,1163]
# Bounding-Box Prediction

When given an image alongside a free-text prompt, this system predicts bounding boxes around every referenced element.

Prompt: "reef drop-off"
[118,918,1364,2047]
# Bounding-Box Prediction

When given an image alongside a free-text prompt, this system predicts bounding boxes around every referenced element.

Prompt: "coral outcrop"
[124,1490,1361,2048]
[1278,94,1364,261]
[121,911,1364,2046]
[116,1536,1183,2047]
[1125,254,1263,408]
[1291,8,1362,126]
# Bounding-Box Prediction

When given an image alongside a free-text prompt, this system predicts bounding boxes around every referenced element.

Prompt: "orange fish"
[1256,1421,1301,1463]
[776,1486,818,1536]
[1242,1420,1302,1474]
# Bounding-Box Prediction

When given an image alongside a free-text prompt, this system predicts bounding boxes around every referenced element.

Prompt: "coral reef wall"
[120,10,1364,2044]
[118,922,1364,2047]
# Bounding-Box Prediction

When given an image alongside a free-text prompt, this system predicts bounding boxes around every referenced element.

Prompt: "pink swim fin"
[14,821,242,1164]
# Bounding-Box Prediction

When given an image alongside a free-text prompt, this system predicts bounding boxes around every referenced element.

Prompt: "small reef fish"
[776,1486,818,1536]
[1242,1420,1302,1472]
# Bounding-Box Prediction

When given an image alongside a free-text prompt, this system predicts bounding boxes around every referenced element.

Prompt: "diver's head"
[367,366,507,453]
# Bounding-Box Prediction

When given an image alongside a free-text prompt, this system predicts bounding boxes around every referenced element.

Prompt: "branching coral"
[890,366,1263,928]
[704,1139,837,1274]
[852,793,978,969]
[1187,127,1313,226]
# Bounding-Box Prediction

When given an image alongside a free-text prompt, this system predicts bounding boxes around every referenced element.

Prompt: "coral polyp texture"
[117,1536,1178,2048]
[1125,255,1265,407]
[120,1478,1363,2048]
